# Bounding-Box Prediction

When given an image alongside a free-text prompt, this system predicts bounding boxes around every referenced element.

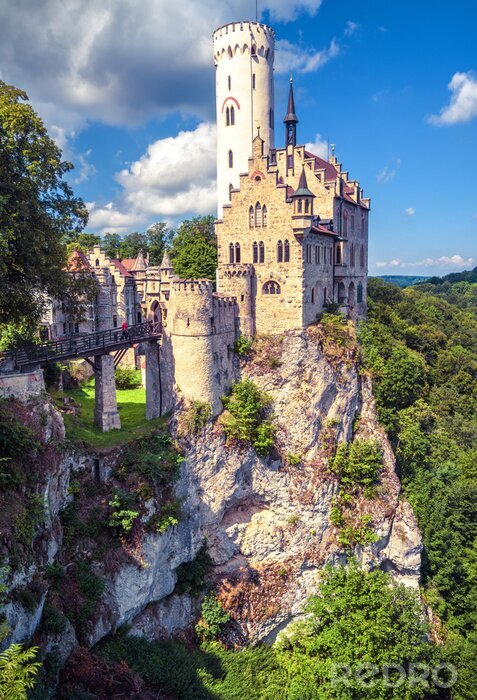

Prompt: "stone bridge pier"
[93,340,162,432]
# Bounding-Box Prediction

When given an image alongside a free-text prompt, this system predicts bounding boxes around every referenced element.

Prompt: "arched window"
[255,202,262,227]
[235,243,241,263]
[263,280,281,295]
[305,199,310,213]
[297,199,302,214]
[228,150,233,168]
[311,287,315,304]
[228,46,233,58]
[95,258,100,267]
[229,243,234,263]
[259,241,265,263]
[336,245,342,265]
[228,75,231,91]
[229,183,233,201]
[251,44,256,56]
[357,282,363,303]
[277,240,283,262]
[343,211,348,235]
[284,240,290,262]
[252,241,258,263]
[262,205,267,227]
[226,107,230,126]
[350,243,355,267]
[360,244,365,268]
[249,206,254,228]
[230,106,235,125]
[252,73,256,89]
[338,282,346,304]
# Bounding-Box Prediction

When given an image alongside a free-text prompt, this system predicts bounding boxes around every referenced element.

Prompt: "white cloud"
[428,72,477,126]
[73,149,97,184]
[405,207,416,216]
[373,255,474,270]
[344,21,359,37]
[275,38,339,74]
[305,134,329,159]
[0,0,327,136]
[377,158,401,184]
[88,122,217,234]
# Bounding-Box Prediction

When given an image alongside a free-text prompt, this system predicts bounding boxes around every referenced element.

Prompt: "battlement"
[171,279,214,295]
[213,21,274,63]
[213,293,237,307]
[222,263,255,279]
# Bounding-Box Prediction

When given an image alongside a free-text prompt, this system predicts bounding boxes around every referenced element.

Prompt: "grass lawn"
[58,372,165,450]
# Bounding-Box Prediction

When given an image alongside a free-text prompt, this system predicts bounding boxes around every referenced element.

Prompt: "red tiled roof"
[304,151,338,181]
[66,249,92,272]
[110,259,132,277]
[120,258,136,271]
[311,225,338,237]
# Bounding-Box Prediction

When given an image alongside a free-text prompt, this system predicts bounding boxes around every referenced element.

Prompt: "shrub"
[120,433,184,484]
[221,379,275,456]
[330,438,383,489]
[155,499,181,535]
[14,495,46,547]
[196,594,230,641]
[72,561,105,624]
[0,404,36,486]
[114,367,141,390]
[286,453,301,466]
[108,493,139,533]
[175,544,212,597]
[182,400,212,436]
[41,604,67,634]
[338,515,378,549]
[234,334,253,357]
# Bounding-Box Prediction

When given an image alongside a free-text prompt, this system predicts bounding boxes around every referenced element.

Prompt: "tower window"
[262,205,267,227]
[230,106,235,125]
[228,75,231,91]
[252,73,256,89]
[252,241,258,264]
[263,280,281,295]
[259,241,265,263]
[251,45,256,56]
[311,288,315,304]
[229,243,234,263]
[360,244,365,268]
[229,183,233,201]
[284,240,290,262]
[277,240,283,263]
[287,154,293,169]
[324,287,327,304]
[235,242,241,263]
[297,199,302,214]
[249,206,254,228]
[305,199,310,213]
[228,150,233,168]
[357,282,363,303]
[336,245,342,265]
[343,211,348,235]
[350,243,355,267]
[226,107,230,126]
[269,108,274,129]
[95,258,100,267]
[255,202,262,227]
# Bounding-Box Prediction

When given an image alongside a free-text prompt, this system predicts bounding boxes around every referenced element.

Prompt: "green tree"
[65,232,101,258]
[119,231,148,259]
[0,81,89,329]
[147,222,171,265]
[169,215,217,280]
[0,643,41,699]
[102,232,122,259]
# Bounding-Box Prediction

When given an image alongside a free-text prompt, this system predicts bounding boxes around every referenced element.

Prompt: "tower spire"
[284,73,298,148]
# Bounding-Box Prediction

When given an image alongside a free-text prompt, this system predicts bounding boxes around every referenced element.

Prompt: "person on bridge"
[121,320,128,339]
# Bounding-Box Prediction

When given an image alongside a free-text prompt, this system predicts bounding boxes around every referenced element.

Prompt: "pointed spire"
[160,249,173,271]
[132,249,146,271]
[284,74,299,125]
[292,166,315,198]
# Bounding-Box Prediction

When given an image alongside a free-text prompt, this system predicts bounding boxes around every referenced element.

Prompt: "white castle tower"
[213,21,275,217]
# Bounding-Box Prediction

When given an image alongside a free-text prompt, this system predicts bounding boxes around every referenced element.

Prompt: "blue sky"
[0,0,476,275]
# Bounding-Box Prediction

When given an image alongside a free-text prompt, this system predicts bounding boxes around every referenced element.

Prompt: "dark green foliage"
[175,544,212,597]
[71,561,105,625]
[114,367,141,390]
[108,492,139,533]
[234,334,253,357]
[168,215,217,281]
[0,403,35,486]
[41,604,67,634]
[221,379,275,456]
[363,276,477,693]
[14,494,45,547]
[154,499,181,534]
[119,433,184,484]
[377,275,430,288]
[195,594,231,642]
[330,438,383,488]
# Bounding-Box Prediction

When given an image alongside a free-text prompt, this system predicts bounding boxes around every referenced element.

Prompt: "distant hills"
[376,275,429,288]
[377,267,477,288]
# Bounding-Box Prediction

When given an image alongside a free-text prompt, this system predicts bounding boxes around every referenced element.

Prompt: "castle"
[44,20,369,417]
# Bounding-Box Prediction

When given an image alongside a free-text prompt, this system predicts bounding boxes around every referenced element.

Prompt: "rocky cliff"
[1,323,422,668]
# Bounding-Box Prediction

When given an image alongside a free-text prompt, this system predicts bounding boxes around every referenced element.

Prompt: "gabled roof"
[120,258,136,271]
[110,259,133,278]
[66,249,92,272]
[292,166,315,198]
[131,250,146,271]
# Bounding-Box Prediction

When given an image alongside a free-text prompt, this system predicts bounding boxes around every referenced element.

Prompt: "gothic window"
[305,199,310,213]
[259,241,265,263]
[277,240,283,262]
[228,150,233,168]
[315,246,319,264]
[255,202,262,227]
[350,243,355,267]
[338,282,346,304]
[297,199,302,214]
[357,282,363,303]
[360,244,365,268]
[262,205,267,227]
[252,73,256,89]
[253,241,258,263]
[229,183,233,201]
[343,211,348,235]
[287,154,293,169]
[226,107,230,126]
[235,242,241,263]
[95,258,100,267]
[249,206,254,228]
[263,280,281,295]
[228,75,231,91]
[336,245,342,265]
[251,44,256,56]
[229,243,234,263]
[284,240,290,262]
[230,106,235,125]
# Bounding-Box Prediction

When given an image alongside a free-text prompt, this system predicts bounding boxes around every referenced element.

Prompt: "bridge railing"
[3,320,162,368]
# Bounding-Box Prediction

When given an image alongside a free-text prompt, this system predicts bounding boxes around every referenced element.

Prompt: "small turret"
[284,75,298,148]
[291,166,315,233]
[160,250,174,279]
[132,250,146,272]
